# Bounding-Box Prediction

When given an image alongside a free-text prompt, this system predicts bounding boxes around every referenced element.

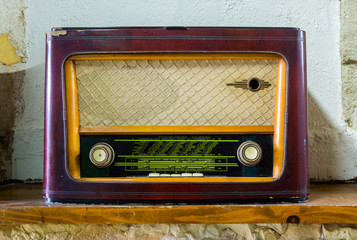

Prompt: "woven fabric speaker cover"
[76,59,277,126]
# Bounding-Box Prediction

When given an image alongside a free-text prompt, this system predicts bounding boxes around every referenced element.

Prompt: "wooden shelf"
[1,183,357,224]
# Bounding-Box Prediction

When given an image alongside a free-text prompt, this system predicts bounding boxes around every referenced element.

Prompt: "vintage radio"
[44,27,308,203]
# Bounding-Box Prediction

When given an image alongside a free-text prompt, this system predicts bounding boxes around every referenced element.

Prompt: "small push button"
[149,173,160,177]
[193,173,204,177]
[181,173,193,177]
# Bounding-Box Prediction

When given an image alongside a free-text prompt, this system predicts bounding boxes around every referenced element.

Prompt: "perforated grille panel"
[75,58,278,126]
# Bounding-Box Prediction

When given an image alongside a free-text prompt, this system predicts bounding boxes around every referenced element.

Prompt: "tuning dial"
[237,141,262,166]
[89,142,115,168]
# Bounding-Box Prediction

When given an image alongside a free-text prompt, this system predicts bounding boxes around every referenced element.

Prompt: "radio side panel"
[44,27,308,202]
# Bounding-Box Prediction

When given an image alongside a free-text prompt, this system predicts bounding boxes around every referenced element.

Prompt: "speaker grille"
[75,59,278,126]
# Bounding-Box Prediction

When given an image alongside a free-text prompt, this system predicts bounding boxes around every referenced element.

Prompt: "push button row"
[149,173,204,177]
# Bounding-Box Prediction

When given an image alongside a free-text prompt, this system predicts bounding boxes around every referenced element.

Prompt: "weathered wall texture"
[0,0,26,183]
[1,223,357,240]
[0,73,24,183]
[0,0,26,72]
[0,224,322,240]
[341,0,357,130]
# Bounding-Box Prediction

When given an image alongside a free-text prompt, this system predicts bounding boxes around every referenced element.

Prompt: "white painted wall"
[12,0,354,181]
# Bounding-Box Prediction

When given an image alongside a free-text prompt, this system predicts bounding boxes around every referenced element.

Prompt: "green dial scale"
[115,138,239,172]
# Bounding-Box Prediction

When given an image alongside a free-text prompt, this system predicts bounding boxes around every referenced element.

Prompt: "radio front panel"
[65,54,286,182]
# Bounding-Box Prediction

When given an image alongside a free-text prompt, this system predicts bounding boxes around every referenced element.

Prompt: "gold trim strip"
[79,177,276,183]
[273,58,286,178]
[64,53,286,181]
[65,60,81,178]
[79,125,275,135]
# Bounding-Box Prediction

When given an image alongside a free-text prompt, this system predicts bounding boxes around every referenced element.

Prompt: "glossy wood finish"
[44,27,308,201]
[1,184,356,224]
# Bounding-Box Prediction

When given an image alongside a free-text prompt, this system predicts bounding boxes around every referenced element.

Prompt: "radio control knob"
[237,141,262,166]
[89,142,115,168]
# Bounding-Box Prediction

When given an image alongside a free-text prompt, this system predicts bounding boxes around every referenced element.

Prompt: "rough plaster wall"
[341,1,357,137]
[0,0,27,72]
[15,0,349,180]
[1,223,357,240]
[0,0,26,183]
[0,224,324,240]
[316,0,357,182]
[0,73,24,183]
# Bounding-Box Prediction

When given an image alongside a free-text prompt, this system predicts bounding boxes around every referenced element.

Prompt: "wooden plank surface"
[0,184,357,224]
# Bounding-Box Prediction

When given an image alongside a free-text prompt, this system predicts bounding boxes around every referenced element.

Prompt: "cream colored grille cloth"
[75,59,278,126]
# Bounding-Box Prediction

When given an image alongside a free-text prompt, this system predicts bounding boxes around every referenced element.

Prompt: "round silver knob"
[89,142,115,168]
[237,141,262,166]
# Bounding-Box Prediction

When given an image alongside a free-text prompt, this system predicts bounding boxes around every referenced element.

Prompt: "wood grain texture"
[0,184,357,224]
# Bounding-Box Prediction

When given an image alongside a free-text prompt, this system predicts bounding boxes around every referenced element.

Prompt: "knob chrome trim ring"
[89,142,115,168]
[237,140,263,166]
